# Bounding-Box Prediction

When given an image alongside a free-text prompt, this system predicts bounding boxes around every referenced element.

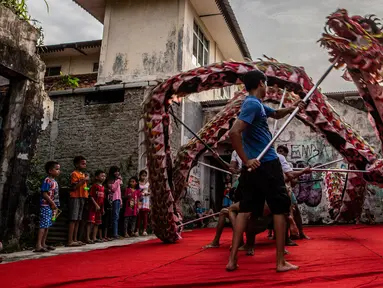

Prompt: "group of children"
[35,156,151,252]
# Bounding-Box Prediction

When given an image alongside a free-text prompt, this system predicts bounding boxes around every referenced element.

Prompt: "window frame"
[192,20,210,67]
[93,62,99,73]
[45,66,61,77]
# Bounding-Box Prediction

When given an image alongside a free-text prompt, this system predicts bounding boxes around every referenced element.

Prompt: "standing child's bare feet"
[246,248,254,256]
[203,242,219,249]
[300,233,310,240]
[238,244,249,251]
[226,258,239,272]
[276,261,299,273]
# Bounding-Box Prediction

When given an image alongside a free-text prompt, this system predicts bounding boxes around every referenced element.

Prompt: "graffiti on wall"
[276,139,335,165]
[187,166,201,199]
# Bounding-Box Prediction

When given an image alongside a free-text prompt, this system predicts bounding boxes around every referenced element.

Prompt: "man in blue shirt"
[227,70,304,273]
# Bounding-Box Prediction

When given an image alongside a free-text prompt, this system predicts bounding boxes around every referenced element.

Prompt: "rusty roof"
[44,73,98,91]
[215,0,252,59]
[37,40,102,54]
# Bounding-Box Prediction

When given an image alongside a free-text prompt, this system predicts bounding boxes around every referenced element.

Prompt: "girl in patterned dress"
[135,170,150,236]
[35,161,60,252]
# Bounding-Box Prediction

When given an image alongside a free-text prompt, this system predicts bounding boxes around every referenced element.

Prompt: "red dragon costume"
[143,9,383,243]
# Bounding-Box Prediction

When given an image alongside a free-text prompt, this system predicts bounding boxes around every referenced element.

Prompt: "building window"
[84,89,125,105]
[93,62,99,73]
[193,20,209,67]
[45,66,61,77]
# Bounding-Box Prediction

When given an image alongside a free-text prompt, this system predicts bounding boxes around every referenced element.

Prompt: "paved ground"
[0,235,157,264]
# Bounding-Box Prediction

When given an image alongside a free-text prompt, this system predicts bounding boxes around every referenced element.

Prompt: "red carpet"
[1,225,383,287]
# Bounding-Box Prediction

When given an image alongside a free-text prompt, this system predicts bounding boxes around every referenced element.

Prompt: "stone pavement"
[0,236,157,264]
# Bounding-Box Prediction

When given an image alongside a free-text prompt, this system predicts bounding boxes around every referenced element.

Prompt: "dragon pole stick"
[177,212,221,228]
[272,88,287,136]
[314,158,344,168]
[293,168,367,173]
[168,110,229,167]
[198,161,232,175]
[254,59,339,165]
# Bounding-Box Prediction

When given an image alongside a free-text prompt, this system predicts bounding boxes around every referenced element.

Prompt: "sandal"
[45,246,56,251]
[94,239,103,243]
[33,247,48,253]
[66,242,82,247]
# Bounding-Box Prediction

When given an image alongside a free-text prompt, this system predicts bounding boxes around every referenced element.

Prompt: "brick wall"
[36,87,182,184]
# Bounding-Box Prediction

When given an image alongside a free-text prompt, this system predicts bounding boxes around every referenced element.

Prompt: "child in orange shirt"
[67,156,89,247]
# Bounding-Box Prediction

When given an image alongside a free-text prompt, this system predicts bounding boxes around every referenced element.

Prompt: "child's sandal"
[33,247,48,253]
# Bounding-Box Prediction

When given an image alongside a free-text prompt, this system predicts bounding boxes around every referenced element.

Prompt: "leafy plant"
[60,72,80,88]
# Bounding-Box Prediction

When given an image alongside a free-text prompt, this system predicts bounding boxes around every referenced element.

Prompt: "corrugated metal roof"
[37,40,102,54]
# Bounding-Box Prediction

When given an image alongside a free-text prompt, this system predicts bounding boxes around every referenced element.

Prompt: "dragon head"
[319,9,383,77]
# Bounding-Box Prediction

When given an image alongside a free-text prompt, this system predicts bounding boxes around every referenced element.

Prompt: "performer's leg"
[294,204,310,239]
[204,209,228,248]
[226,212,250,271]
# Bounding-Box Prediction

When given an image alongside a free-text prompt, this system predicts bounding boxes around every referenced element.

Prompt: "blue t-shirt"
[195,207,205,214]
[238,96,278,163]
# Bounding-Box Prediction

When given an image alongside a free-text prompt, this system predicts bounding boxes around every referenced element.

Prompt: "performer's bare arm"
[285,167,311,182]
[269,101,306,120]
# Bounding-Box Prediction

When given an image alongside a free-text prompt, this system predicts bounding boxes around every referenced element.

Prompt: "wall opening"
[84,89,125,105]
[45,66,61,77]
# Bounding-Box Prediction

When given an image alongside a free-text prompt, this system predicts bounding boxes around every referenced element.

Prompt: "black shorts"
[239,159,290,217]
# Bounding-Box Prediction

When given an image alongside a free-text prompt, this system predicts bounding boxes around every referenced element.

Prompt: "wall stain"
[142,26,176,75]
[177,25,184,72]
[112,53,128,75]
[185,25,191,53]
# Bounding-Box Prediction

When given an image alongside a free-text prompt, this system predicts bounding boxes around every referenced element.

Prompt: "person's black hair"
[128,176,140,189]
[108,166,120,180]
[94,170,105,177]
[45,161,59,174]
[139,170,148,177]
[73,155,86,166]
[243,70,267,92]
[195,200,201,206]
[277,145,289,155]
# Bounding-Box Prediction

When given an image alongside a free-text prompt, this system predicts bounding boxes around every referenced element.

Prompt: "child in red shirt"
[124,176,141,237]
[86,170,106,243]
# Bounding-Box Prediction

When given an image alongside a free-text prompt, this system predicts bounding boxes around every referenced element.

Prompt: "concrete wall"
[98,0,182,84]
[271,99,381,166]
[36,89,145,181]
[94,0,231,101]
[268,99,383,224]
[43,53,100,75]
[182,98,203,144]
[0,5,52,248]
[36,87,182,186]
